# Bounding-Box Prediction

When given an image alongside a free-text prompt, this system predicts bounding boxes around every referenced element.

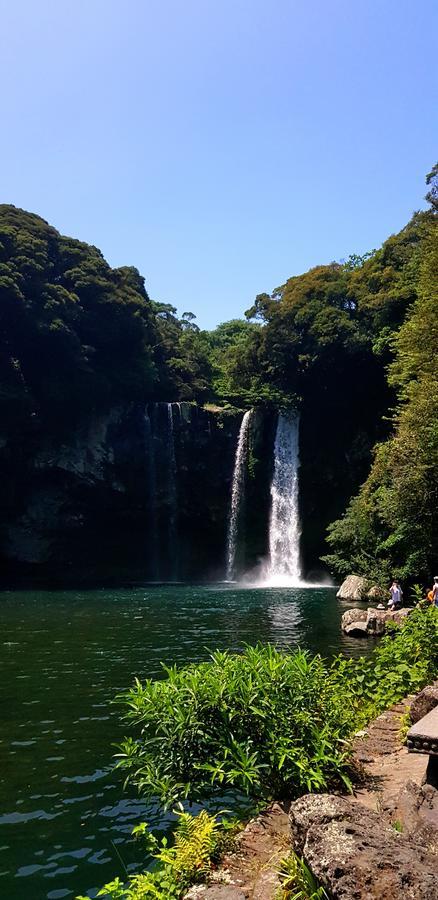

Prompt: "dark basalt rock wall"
[298,359,390,579]
[0,397,379,588]
[0,404,245,586]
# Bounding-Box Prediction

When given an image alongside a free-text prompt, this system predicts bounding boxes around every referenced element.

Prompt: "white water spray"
[226,410,253,581]
[265,412,302,586]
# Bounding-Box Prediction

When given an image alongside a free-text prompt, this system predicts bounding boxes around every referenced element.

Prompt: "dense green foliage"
[331,606,438,721]
[212,213,427,408]
[3,195,428,425]
[116,608,438,808]
[323,174,438,584]
[0,206,212,435]
[0,206,153,430]
[117,646,354,806]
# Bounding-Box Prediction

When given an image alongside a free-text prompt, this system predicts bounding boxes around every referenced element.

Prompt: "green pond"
[0,584,371,900]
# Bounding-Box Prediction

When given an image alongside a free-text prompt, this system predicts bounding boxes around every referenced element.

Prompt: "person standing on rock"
[432,577,438,607]
[388,579,403,610]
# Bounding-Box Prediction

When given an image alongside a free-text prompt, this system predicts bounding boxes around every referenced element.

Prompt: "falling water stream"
[265,412,302,586]
[226,410,253,580]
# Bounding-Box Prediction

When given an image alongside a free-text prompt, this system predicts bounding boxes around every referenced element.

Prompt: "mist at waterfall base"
[226,410,332,589]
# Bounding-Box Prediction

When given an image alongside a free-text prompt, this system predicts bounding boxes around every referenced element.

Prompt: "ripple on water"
[47,890,74,899]
[61,769,108,784]
[0,809,64,825]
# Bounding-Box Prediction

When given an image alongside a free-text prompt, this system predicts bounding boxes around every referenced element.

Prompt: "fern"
[155,809,219,880]
[77,811,223,900]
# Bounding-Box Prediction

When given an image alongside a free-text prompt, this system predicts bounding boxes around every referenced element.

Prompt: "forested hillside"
[0,166,436,585]
[0,204,213,436]
[324,166,438,584]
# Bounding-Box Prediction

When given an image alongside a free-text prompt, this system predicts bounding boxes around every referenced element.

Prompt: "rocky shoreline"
[341,605,412,636]
[185,683,438,899]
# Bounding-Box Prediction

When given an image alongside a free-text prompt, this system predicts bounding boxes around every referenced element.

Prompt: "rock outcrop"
[0,403,247,585]
[289,793,438,899]
[383,779,438,848]
[410,681,438,724]
[186,888,246,900]
[337,574,369,601]
[341,605,412,637]
[337,576,387,604]
[367,584,385,602]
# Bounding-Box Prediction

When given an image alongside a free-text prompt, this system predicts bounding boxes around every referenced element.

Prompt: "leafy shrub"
[117,609,438,808]
[116,646,355,808]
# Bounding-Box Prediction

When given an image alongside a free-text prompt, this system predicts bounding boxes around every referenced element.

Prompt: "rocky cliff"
[0,403,246,586]
[0,399,375,587]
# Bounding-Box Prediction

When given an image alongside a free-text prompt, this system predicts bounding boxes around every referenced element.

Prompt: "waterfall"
[226,410,253,581]
[266,412,302,586]
[167,403,179,580]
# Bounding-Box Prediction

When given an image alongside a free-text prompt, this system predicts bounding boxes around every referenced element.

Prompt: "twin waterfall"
[144,403,302,585]
[226,411,302,585]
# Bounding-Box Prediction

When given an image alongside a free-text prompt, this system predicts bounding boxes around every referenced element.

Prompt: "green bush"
[116,609,438,808]
[116,646,355,808]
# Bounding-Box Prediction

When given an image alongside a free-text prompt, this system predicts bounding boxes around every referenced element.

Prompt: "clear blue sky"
[1,0,437,329]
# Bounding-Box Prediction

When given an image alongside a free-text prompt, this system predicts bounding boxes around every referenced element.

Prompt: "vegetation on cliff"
[1,165,436,582]
[0,205,212,436]
[214,167,438,583]
[323,168,438,584]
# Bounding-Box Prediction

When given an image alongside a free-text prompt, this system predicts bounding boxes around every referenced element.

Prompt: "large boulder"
[341,608,368,629]
[410,681,438,725]
[366,584,385,602]
[344,620,369,637]
[289,793,438,899]
[382,779,438,850]
[341,608,369,637]
[365,606,388,635]
[337,575,369,601]
[341,606,412,637]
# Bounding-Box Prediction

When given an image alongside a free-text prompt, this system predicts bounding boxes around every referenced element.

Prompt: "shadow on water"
[0,584,374,899]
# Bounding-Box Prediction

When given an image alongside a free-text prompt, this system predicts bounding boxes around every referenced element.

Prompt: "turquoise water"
[0,584,369,900]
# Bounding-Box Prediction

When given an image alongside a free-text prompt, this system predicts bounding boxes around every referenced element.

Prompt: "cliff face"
[0,400,377,587]
[0,404,243,586]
